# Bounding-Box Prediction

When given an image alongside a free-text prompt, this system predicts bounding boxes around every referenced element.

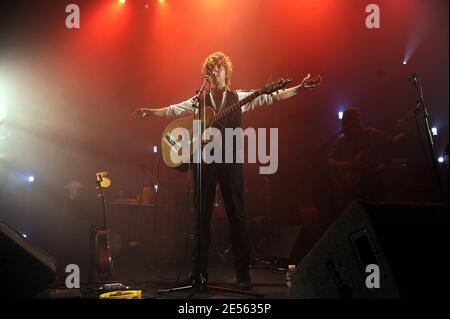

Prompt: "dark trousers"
[192,163,251,280]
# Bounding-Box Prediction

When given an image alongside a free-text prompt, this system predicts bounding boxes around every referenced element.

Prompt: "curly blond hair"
[202,52,233,87]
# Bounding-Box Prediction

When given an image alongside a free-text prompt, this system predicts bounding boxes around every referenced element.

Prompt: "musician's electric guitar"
[331,146,371,191]
[94,174,113,276]
[160,79,292,169]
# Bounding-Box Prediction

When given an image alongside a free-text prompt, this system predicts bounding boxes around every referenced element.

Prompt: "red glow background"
[0,0,448,268]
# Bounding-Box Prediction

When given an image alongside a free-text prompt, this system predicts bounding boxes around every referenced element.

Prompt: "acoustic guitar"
[160,79,292,170]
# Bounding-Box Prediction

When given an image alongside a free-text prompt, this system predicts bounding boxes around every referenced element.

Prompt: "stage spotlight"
[431,127,438,136]
[118,0,126,4]
[403,61,407,65]
[28,176,35,183]
[338,111,344,120]
[153,145,158,153]
[438,156,444,164]
[158,0,165,3]
[154,184,159,192]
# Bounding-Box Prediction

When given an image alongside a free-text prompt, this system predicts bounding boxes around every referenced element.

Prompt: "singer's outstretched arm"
[133,74,322,119]
[272,74,322,102]
[133,107,170,118]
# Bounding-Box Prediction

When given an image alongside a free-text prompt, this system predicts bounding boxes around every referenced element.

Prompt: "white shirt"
[167,91,274,117]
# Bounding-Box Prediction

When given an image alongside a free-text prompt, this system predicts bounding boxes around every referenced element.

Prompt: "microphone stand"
[151,156,162,266]
[264,177,273,242]
[157,76,263,298]
[410,73,444,201]
[192,75,209,290]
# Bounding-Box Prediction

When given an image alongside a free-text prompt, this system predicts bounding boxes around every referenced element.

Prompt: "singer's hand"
[133,108,148,119]
[299,74,323,91]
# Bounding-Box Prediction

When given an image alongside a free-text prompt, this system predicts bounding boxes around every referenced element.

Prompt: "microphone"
[409,72,418,85]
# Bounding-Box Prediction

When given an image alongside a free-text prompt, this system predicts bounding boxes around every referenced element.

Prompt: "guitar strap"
[204,90,241,129]
[209,90,228,112]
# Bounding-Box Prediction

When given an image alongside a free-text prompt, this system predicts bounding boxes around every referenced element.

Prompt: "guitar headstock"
[259,78,293,95]
[96,171,111,189]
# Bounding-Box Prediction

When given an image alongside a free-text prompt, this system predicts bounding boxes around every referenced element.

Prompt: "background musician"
[328,107,407,219]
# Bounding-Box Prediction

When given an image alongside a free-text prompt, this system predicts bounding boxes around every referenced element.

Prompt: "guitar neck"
[97,180,109,230]
[101,196,108,230]
[209,91,261,126]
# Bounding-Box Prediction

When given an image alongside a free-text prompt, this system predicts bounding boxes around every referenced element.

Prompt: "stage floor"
[38,261,297,299]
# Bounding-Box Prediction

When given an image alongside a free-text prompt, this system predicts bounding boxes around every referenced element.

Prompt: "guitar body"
[159,79,292,170]
[331,147,368,191]
[332,166,363,191]
[161,106,217,170]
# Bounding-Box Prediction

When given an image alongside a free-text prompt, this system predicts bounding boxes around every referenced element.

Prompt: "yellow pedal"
[99,290,142,299]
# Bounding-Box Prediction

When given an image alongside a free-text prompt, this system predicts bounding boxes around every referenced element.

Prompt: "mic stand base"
[157,283,264,298]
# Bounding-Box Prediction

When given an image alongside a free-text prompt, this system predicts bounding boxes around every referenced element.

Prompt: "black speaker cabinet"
[0,222,57,298]
[292,201,449,299]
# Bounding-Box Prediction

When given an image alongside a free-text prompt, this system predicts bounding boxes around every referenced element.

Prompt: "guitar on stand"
[89,173,113,284]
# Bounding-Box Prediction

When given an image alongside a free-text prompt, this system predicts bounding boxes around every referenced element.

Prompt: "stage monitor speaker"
[258,225,318,267]
[0,222,57,298]
[292,201,449,299]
